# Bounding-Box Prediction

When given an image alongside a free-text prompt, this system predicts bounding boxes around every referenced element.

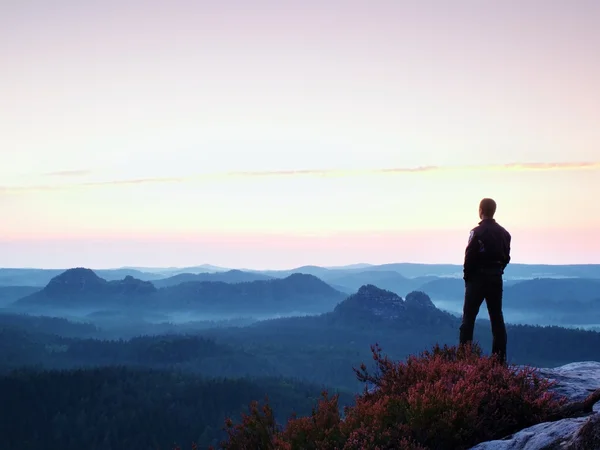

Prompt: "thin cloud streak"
[501,162,600,171]
[2,161,599,193]
[43,169,94,177]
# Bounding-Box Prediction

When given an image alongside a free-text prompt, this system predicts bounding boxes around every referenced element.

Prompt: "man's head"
[479,198,497,220]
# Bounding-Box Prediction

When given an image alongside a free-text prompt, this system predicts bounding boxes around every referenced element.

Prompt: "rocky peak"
[356,284,400,298]
[405,291,436,309]
[334,285,406,319]
[332,285,459,328]
[108,276,157,295]
[44,268,106,295]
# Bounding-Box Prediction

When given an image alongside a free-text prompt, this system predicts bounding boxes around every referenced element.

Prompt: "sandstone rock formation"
[471,361,600,450]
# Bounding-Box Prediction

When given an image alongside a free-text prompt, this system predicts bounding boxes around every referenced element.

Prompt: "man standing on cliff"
[460,198,512,364]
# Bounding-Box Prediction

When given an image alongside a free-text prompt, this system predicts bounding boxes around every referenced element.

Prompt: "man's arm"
[463,229,479,281]
[503,232,512,269]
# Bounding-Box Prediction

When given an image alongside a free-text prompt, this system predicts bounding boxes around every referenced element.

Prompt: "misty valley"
[2,263,600,449]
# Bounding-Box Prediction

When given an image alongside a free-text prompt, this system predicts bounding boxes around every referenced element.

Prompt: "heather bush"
[220,399,279,449]
[212,343,568,450]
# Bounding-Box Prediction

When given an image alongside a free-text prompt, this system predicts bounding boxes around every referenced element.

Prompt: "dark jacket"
[463,218,511,281]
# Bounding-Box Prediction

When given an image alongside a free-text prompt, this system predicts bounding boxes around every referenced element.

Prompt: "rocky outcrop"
[471,361,600,450]
[405,290,437,310]
[333,285,407,320]
[108,275,157,295]
[332,285,457,327]
[34,268,157,298]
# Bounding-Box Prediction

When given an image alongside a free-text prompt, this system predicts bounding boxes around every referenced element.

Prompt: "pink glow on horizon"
[2,227,600,269]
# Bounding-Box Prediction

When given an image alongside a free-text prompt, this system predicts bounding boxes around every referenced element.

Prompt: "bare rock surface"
[470,361,600,450]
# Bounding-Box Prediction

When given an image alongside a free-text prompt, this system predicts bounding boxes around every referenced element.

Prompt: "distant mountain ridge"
[5,263,600,329]
[153,269,273,288]
[11,268,347,316]
[3,263,600,289]
[0,267,165,287]
[119,264,229,274]
[226,263,600,281]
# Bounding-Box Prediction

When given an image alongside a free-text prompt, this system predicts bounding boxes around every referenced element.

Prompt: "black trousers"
[459,275,507,362]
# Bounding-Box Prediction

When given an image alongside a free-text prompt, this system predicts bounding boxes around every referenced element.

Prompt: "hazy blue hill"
[501,278,600,325]
[287,265,332,276]
[44,267,108,294]
[0,286,40,306]
[274,272,344,295]
[505,277,600,303]
[417,277,465,300]
[13,268,158,309]
[160,273,346,314]
[153,269,274,288]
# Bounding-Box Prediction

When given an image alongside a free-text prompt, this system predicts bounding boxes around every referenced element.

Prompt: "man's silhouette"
[460,198,511,363]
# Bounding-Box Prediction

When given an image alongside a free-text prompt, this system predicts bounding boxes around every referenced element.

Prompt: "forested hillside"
[0,367,352,450]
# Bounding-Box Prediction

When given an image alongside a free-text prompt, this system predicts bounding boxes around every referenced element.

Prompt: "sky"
[1,0,599,269]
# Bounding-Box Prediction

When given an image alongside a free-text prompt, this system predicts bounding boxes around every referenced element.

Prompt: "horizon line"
[2,260,600,272]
